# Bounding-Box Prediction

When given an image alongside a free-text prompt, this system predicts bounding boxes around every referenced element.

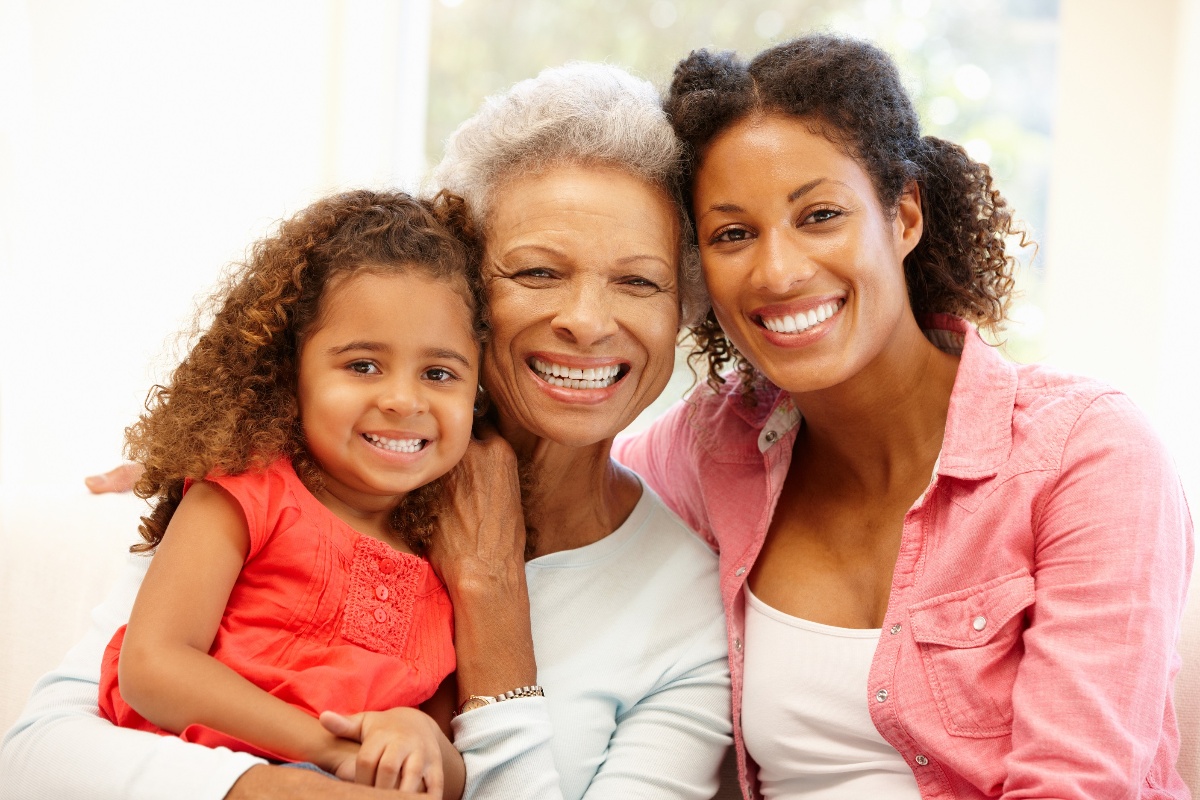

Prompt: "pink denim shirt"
[615,315,1194,799]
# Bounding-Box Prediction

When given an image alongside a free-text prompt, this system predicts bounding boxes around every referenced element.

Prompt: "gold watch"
[455,685,544,716]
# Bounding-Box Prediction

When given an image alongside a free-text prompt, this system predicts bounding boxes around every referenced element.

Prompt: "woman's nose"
[550,281,619,345]
[750,230,816,294]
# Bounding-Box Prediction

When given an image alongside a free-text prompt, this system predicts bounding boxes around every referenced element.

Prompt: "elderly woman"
[617,35,1193,798]
[0,64,731,800]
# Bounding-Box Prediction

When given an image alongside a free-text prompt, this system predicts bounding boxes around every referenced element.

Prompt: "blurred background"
[0,0,1197,517]
[1,0,1198,731]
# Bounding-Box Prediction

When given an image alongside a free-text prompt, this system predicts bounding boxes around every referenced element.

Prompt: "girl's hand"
[428,422,527,594]
[320,708,447,796]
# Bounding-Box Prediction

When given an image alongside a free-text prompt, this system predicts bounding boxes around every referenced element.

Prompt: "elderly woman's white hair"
[429,61,707,326]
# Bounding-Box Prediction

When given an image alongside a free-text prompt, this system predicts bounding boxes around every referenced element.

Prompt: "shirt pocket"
[908,568,1034,738]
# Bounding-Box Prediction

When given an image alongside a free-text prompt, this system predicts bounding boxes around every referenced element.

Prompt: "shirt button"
[890,624,902,635]
[735,566,747,577]
[375,584,389,601]
[734,637,743,652]
[378,558,396,574]
[972,615,987,631]
[915,754,929,766]
[374,608,388,623]
[875,689,889,703]
[764,430,779,443]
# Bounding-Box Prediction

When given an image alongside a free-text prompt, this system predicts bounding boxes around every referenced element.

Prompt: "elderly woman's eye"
[515,267,555,279]
[623,276,661,290]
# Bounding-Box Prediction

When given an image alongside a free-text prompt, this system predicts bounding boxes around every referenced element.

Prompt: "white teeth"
[363,433,424,453]
[762,300,844,334]
[530,358,622,389]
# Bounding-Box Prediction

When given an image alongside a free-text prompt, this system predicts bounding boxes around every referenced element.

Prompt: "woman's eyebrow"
[788,178,825,202]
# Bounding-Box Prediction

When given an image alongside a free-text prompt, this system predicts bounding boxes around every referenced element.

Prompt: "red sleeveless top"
[98,458,455,760]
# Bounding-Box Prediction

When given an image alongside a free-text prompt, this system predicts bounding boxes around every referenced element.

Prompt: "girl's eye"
[348,360,379,375]
[424,367,457,383]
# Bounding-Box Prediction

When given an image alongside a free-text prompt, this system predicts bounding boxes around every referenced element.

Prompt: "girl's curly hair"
[126,189,485,555]
[666,34,1027,395]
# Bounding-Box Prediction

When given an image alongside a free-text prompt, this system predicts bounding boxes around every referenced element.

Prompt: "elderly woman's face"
[482,164,680,448]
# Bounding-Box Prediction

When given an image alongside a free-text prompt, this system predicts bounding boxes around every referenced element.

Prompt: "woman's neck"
[497,420,642,559]
[788,324,960,496]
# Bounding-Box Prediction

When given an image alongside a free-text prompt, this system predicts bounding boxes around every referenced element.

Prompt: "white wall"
[1043,0,1200,508]
[0,0,431,489]
[0,0,432,722]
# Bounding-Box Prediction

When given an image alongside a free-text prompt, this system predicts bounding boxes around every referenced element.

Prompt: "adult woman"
[617,35,1194,798]
[0,63,730,800]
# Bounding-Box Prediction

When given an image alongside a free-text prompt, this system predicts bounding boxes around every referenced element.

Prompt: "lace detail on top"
[341,536,422,656]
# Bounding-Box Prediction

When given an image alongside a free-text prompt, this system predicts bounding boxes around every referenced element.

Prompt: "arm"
[1004,393,1194,797]
[451,634,731,800]
[117,482,358,775]
[0,556,263,800]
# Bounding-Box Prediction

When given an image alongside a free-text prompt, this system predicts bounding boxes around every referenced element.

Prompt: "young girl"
[97,189,486,798]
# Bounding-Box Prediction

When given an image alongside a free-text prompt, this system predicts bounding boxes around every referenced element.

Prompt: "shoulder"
[636,486,721,567]
[195,458,306,555]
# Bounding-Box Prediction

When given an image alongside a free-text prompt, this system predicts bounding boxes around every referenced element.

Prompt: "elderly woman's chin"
[480,164,683,450]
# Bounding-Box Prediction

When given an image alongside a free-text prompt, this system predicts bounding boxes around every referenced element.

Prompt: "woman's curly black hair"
[126,189,486,555]
[666,34,1026,394]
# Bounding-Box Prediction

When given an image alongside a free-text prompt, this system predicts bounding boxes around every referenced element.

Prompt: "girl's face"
[692,113,923,396]
[481,164,680,449]
[297,269,479,514]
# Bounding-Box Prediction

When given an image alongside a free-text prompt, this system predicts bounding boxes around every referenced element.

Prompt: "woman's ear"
[894,180,923,258]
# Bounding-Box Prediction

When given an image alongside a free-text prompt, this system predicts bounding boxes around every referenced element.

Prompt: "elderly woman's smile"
[482,163,681,450]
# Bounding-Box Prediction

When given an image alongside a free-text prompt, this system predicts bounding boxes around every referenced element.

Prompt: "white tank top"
[741,587,922,799]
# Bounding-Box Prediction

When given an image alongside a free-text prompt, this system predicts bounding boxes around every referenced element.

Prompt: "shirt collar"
[924,314,1017,481]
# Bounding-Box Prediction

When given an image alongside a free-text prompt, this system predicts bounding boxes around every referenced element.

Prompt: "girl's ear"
[894,180,923,258]
[473,384,490,418]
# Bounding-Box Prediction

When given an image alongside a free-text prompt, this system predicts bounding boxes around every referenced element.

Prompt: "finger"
[374,742,403,790]
[424,753,444,800]
[398,750,426,793]
[85,463,143,494]
[319,710,363,741]
[355,739,383,787]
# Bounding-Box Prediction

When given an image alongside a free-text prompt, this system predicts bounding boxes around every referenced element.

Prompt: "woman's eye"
[804,208,841,224]
[348,360,379,375]
[515,267,554,279]
[711,227,752,244]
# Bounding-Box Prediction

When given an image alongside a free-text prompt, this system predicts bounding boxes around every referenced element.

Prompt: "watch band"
[455,684,545,716]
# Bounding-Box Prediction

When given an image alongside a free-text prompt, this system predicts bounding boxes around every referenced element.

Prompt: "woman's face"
[693,113,923,395]
[482,164,680,449]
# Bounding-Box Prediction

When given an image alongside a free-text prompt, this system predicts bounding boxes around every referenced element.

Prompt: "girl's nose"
[379,378,429,416]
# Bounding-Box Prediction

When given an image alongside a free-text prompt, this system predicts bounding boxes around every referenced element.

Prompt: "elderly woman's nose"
[550,281,620,344]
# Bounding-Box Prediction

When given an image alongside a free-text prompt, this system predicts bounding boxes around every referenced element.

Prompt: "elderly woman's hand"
[85,463,144,494]
[428,422,527,594]
[428,421,538,700]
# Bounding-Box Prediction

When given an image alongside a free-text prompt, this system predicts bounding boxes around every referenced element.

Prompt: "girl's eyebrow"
[328,341,474,368]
